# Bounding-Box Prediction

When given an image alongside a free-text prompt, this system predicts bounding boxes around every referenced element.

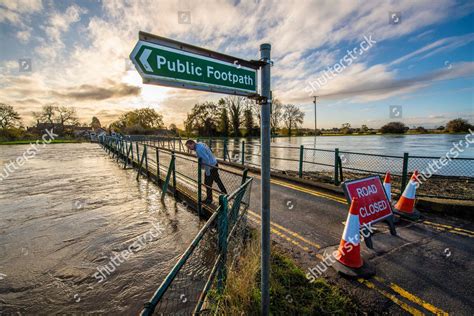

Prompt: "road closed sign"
[342,176,393,226]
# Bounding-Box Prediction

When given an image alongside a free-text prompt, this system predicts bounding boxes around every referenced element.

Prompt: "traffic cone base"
[394,207,421,220]
[328,246,376,278]
[331,197,375,278]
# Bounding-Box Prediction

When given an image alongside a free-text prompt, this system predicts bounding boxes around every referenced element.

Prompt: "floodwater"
[205,134,474,177]
[0,143,202,314]
[243,134,474,157]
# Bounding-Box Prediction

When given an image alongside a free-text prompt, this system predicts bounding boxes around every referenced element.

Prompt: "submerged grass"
[210,229,355,315]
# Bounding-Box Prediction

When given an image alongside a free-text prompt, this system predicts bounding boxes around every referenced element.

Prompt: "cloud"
[311,61,474,102]
[390,33,474,66]
[50,81,141,101]
[0,0,42,25]
[0,0,472,128]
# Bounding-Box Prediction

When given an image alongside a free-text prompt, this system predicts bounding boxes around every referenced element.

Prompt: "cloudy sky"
[0,0,473,129]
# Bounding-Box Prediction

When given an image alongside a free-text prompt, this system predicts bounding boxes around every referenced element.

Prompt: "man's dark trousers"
[205,164,227,202]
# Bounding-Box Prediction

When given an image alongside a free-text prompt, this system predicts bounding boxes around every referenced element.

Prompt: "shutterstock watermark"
[306,223,374,282]
[93,222,164,283]
[0,129,57,182]
[416,129,474,187]
[305,35,377,96]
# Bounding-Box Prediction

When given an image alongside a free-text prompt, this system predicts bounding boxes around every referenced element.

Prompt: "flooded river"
[0,143,202,314]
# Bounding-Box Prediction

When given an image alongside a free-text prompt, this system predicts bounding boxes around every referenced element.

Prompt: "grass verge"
[210,229,355,315]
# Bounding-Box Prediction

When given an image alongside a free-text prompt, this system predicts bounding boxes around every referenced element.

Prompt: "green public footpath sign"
[130,40,257,96]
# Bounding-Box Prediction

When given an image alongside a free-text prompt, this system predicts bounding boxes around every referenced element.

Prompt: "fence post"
[241,141,245,165]
[223,140,228,161]
[298,145,304,178]
[130,142,134,165]
[401,152,409,192]
[197,158,202,217]
[217,194,228,294]
[338,155,344,182]
[334,148,340,186]
[156,148,161,185]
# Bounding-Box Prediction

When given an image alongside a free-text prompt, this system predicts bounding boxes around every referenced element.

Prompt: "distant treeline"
[1,101,472,142]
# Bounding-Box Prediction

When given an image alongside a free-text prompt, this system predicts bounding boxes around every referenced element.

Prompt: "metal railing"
[128,136,473,200]
[99,135,253,314]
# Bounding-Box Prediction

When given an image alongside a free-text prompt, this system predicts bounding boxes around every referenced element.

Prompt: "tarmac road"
[246,173,474,315]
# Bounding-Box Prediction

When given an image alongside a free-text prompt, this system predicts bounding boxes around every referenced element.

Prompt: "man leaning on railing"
[186,139,227,204]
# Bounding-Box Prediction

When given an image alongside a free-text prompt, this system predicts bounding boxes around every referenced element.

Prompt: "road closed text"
[355,184,389,218]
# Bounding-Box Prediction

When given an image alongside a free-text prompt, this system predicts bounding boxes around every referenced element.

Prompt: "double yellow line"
[421,220,474,238]
[246,209,449,315]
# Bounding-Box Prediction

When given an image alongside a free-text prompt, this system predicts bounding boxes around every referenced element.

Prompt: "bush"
[0,128,26,141]
[445,118,472,133]
[380,122,408,134]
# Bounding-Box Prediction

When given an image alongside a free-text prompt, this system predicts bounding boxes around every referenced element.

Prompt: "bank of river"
[0,143,202,314]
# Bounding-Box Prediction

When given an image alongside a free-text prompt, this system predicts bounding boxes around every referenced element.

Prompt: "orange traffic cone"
[332,197,375,278]
[394,170,421,219]
[383,172,391,202]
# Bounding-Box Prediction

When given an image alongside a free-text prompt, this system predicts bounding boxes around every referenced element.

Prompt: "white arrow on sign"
[139,48,153,72]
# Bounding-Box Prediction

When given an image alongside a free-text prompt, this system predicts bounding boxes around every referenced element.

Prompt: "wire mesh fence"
[99,136,254,314]
[109,135,473,200]
[166,137,473,200]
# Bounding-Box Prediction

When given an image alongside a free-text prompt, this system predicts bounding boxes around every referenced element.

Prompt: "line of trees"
[0,103,103,141]
[109,108,164,134]
[183,96,306,137]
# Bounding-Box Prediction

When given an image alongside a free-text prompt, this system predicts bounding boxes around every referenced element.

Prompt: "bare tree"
[0,103,21,129]
[226,96,244,137]
[57,106,79,129]
[283,104,305,136]
[270,99,283,135]
[33,104,57,126]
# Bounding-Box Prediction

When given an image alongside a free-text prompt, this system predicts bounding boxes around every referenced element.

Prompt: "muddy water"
[0,143,202,315]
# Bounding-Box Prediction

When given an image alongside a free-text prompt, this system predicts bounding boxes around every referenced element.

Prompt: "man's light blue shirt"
[195,142,217,176]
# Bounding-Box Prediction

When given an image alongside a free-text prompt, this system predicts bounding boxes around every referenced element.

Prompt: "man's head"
[185,139,196,151]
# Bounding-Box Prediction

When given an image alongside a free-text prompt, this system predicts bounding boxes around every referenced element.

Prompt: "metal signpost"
[131,31,272,315]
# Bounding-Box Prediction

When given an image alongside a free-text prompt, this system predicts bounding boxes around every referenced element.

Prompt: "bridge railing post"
[156,148,161,186]
[217,194,228,294]
[197,158,202,217]
[161,154,175,198]
[136,142,140,163]
[136,145,146,181]
[145,145,149,178]
[172,151,177,197]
